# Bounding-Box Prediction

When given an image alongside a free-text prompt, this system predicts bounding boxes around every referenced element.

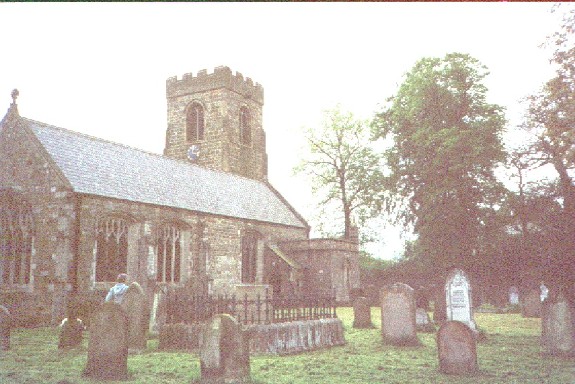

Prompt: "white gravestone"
[509,286,519,305]
[445,269,476,331]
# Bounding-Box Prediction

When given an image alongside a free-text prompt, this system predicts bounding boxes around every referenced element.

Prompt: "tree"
[520,5,575,285]
[295,106,384,239]
[372,53,506,269]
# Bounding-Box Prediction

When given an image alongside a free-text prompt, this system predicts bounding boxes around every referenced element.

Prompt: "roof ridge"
[22,116,268,186]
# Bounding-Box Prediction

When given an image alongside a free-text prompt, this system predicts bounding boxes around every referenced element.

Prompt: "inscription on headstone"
[83,302,129,380]
[380,283,419,346]
[445,269,476,331]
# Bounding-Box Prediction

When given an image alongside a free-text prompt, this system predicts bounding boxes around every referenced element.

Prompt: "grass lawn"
[1,308,574,384]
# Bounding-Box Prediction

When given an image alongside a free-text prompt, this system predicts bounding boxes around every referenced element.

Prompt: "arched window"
[95,217,128,282]
[186,102,205,142]
[0,190,33,286]
[241,231,258,283]
[156,224,181,283]
[239,107,251,145]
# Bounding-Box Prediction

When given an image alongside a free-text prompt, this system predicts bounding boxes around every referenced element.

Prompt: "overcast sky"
[0,2,564,259]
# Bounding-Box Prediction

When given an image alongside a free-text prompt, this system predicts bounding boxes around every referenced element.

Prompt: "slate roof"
[23,117,308,229]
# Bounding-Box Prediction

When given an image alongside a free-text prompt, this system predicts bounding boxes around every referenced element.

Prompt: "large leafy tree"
[296,106,384,239]
[520,5,575,285]
[372,53,506,269]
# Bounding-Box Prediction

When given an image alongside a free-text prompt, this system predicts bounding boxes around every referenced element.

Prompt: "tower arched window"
[186,102,205,142]
[239,107,251,145]
[241,231,258,283]
[156,224,182,283]
[95,217,128,282]
[0,190,33,286]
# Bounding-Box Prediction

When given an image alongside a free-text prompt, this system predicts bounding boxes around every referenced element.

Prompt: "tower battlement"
[166,66,264,105]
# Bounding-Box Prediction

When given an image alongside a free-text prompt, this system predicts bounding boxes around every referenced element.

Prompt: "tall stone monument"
[380,283,419,346]
[445,269,476,331]
[200,314,250,384]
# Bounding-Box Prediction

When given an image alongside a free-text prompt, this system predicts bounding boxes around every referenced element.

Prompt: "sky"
[0,2,565,259]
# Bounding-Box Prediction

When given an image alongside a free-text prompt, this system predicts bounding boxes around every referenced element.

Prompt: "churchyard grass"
[2,308,574,384]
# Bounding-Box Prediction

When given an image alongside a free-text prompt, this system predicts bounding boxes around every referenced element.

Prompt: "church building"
[0,66,360,325]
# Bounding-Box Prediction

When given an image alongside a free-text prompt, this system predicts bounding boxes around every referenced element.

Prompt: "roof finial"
[11,89,19,105]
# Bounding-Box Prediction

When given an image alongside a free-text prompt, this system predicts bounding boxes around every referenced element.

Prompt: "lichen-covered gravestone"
[437,321,478,375]
[353,297,373,328]
[380,283,419,346]
[120,281,148,352]
[445,269,476,331]
[83,302,129,380]
[541,288,575,356]
[522,288,541,318]
[200,314,250,384]
[58,316,84,349]
[0,305,10,351]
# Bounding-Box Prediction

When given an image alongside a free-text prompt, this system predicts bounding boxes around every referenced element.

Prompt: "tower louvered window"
[95,218,128,282]
[239,107,251,145]
[187,102,205,142]
[156,224,181,283]
[0,191,33,286]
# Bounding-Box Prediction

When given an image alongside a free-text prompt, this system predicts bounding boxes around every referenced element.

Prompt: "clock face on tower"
[187,145,200,162]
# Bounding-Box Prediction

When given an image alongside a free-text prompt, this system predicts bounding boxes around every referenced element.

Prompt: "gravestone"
[445,269,476,331]
[416,308,434,332]
[437,321,478,375]
[120,281,148,351]
[353,297,373,328]
[508,286,519,306]
[58,317,84,349]
[380,283,419,346]
[0,305,11,351]
[541,288,575,356]
[83,302,129,380]
[149,286,168,335]
[522,288,541,318]
[200,314,250,384]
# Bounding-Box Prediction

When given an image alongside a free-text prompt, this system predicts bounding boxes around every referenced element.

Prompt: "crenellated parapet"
[166,66,264,105]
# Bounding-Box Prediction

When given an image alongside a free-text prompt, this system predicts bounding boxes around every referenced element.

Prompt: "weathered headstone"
[508,286,519,306]
[541,288,575,356]
[522,288,541,318]
[353,297,373,328]
[58,317,84,349]
[437,321,478,375]
[380,283,419,346]
[120,281,148,352]
[445,269,476,331]
[0,305,11,351]
[149,286,168,335]
[416,307,434,332]
[200,314,250,384]
[83,302,129,380]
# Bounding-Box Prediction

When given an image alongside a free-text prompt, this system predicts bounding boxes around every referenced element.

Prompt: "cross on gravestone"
[445,269,476,331]
[83,302,129,380]
[380,283,419,346]
[120,282,148,352]
[541,288,575,356]
[437,321,478,375]
[0,305,11,351]
[200,314,250,384]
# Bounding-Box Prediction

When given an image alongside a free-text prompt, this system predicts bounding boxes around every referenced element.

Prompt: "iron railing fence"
[165,290,337,325]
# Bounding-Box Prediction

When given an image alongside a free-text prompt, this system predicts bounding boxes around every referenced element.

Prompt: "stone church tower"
[164,66,268,180]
